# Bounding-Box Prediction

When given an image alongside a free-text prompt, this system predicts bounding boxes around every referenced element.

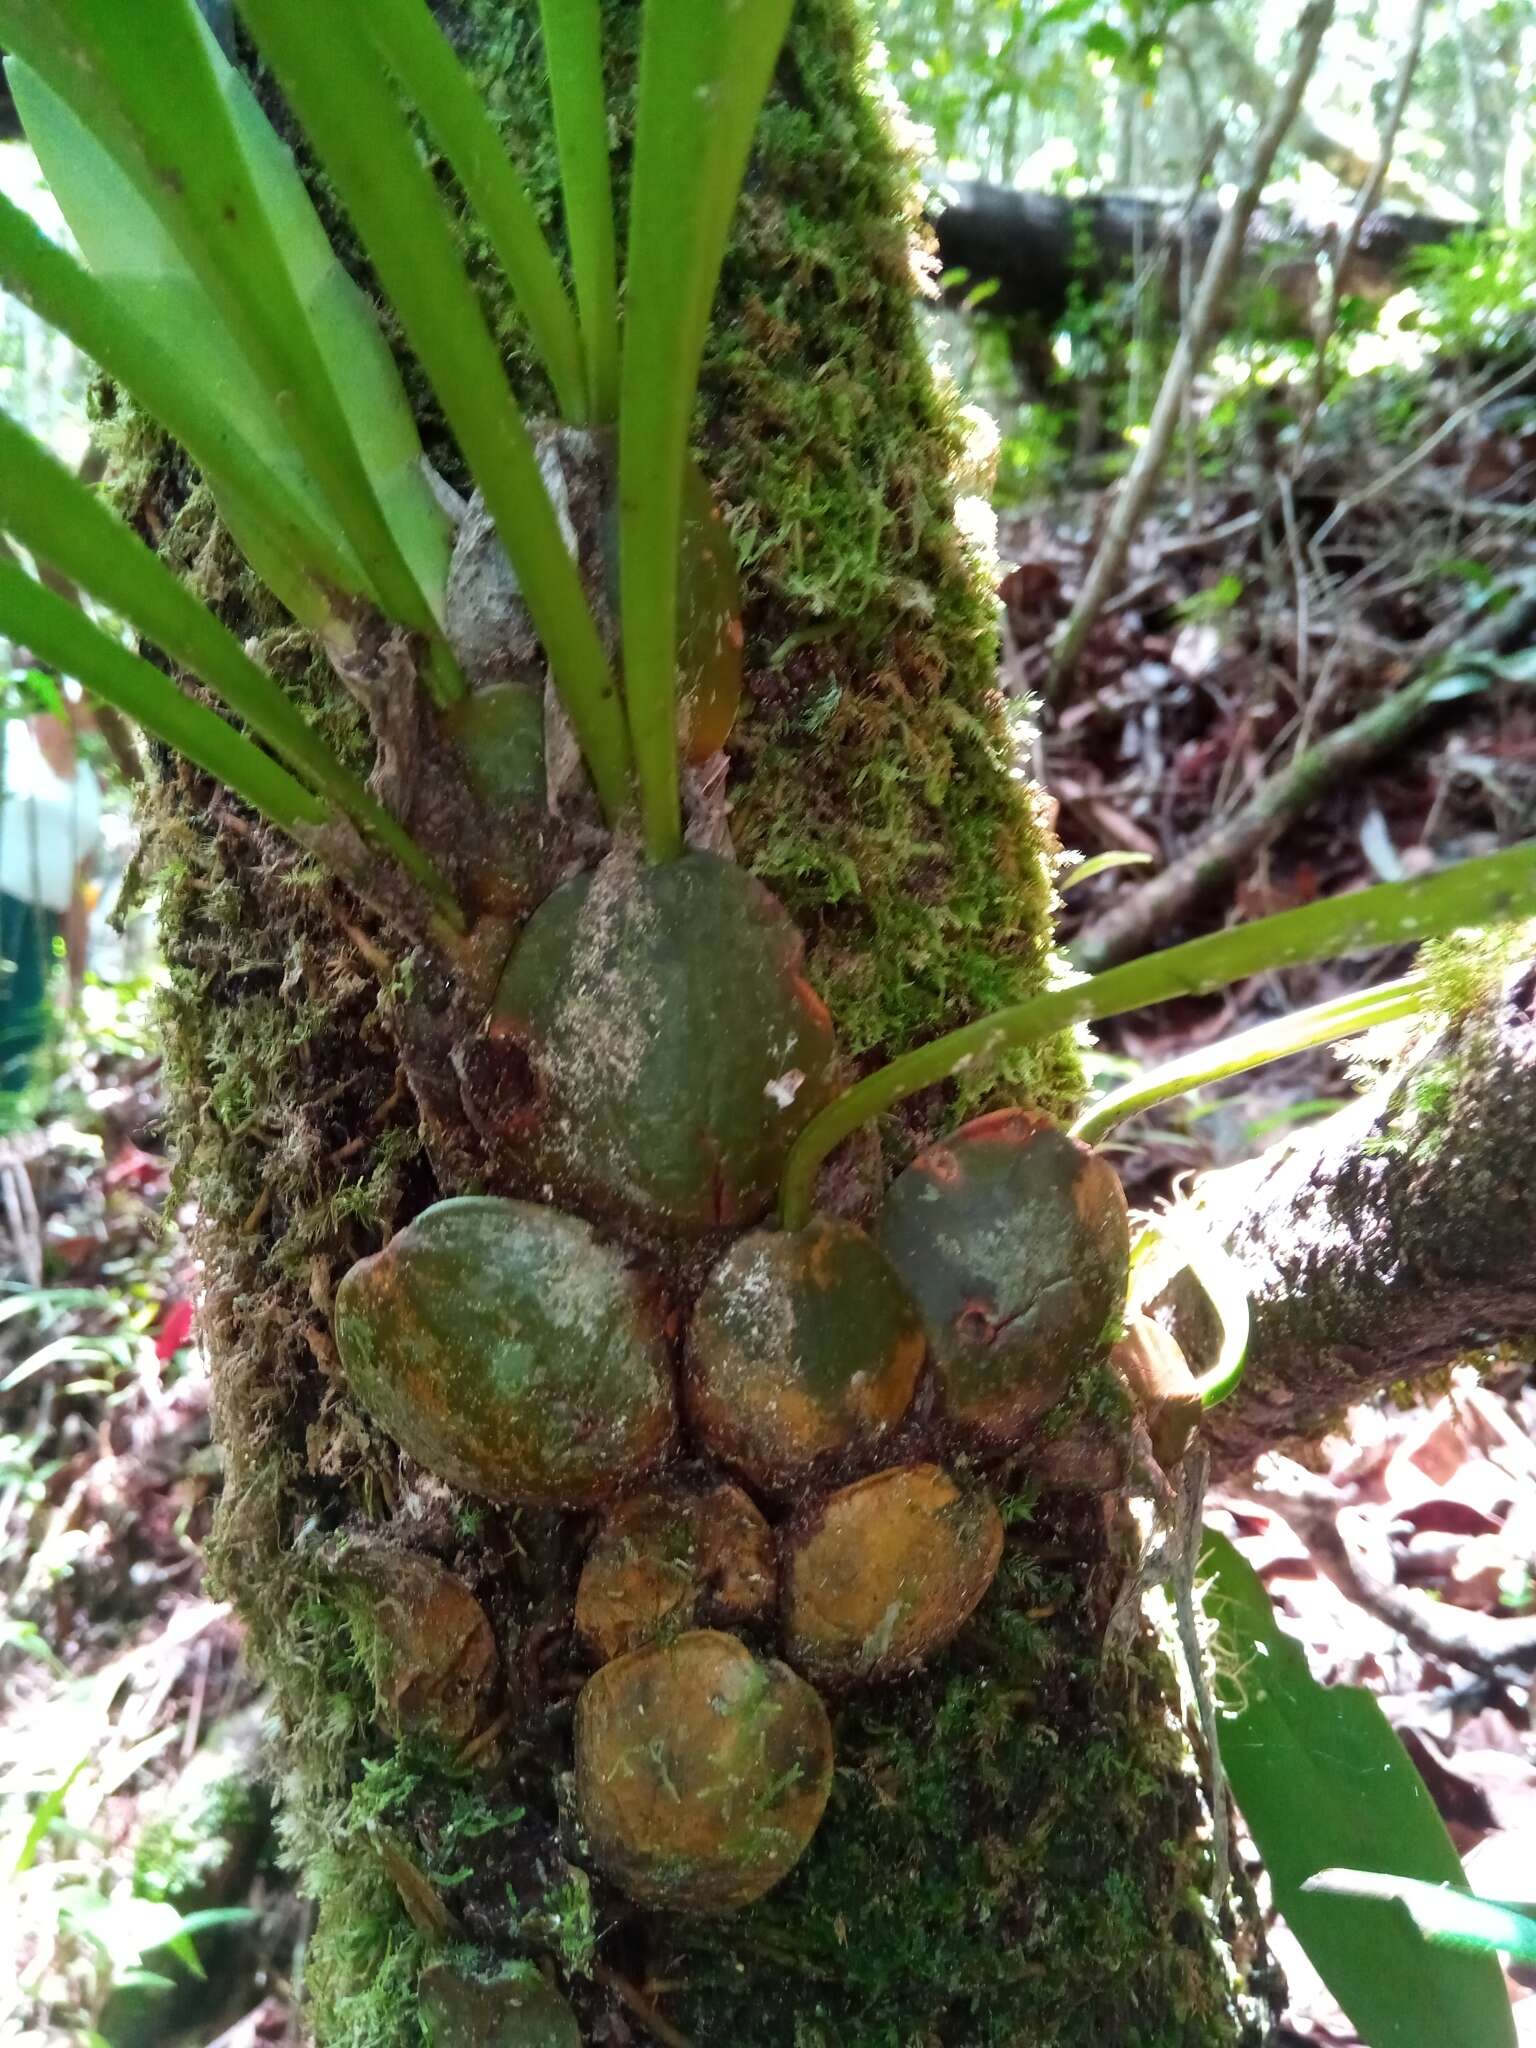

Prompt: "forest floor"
[1001,363,1536,2040]
[3,374,1536,2043]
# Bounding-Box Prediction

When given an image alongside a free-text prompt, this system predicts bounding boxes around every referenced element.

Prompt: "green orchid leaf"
[356,0,589,424]
[538,0,621,421]
[781,841,1536,1224]
[620,0,795,860]
[0,0,452,659]
[0,562,329,838]
[1303,1870,1536,1967]
[0,411,457,915]
[1070,972,1427,1144]
[0,184,353,627]
[243,0,635,824]
[1202,1532,1515,2048]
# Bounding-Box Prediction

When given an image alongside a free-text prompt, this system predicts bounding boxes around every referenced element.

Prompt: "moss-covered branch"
[1184,957,1536,1469]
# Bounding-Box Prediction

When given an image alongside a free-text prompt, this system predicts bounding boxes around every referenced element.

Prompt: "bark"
[133,5,1270,2045]
[1188,960,1536,1473]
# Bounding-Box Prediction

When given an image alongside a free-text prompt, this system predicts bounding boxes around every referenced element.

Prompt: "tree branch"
[1182,959,1536,1472]
[1074,580,1536,974]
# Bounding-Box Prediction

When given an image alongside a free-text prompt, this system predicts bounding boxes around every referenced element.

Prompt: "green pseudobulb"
[419,1963,582,2047]
[685,1218,925,1491]
[490,850,837,1234]
[574,1630,833,1912]
[334,1196,676,1507]
[876,1109,1130,1451]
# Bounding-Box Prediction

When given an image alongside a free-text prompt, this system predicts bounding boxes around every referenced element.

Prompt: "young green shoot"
[359,0,590,424]
[619,0,795,861]
[0,0,458,691]
[779,842,1536,1228]
[1129,1218,1250,1408]
[246,0,636,825]
[538,0,621,421]
[1071,972,1428,1145]
[0,564,328,838]
[0,413,460,920]
[0,190,359,621]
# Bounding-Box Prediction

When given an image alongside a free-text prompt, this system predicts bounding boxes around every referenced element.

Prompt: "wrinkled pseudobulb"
[876,1109,1129,1450]
[322,1538,498,1746]
[334,1196,675,1507]
[575,1480,776,1664]
[489,850,836,1233]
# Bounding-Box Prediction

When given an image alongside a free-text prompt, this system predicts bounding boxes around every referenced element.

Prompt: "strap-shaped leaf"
[1303,1870,1536,1967]
[0,187,354,626]
[360,0,590,425]
[0,411,457,916]
[0,562,326,837]
[620,0,795,859]
[538,0,620,421]
[1203,1532,1516,2048]
[1070,972,1428,1144]
[0,0,453,673]
[244,0,635,825]
[780,842,1536,1224]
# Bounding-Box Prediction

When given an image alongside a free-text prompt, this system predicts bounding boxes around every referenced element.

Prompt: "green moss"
[671,1512,1254,2048]
[131,3,1252,2042]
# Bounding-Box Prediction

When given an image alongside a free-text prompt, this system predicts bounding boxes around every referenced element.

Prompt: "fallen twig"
[1073,579,1536,972]
[1230,1471,1536,1680]
[1047,0,1334,698]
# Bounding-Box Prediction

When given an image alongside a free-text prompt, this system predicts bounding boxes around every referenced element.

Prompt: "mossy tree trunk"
[137,4,1270,2041]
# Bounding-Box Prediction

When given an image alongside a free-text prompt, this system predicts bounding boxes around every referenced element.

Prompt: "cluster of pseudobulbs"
[329,847,1199,1926]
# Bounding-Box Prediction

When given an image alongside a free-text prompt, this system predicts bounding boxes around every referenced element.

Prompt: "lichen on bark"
[128,3,1267,2042]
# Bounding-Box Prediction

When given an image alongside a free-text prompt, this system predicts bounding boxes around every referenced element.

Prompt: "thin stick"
[1046,0,1334,699]
[592,1963,694,2048]
[1311,350,1536,557]
[1073,579,1536,972]
[1291,0,1431,461]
